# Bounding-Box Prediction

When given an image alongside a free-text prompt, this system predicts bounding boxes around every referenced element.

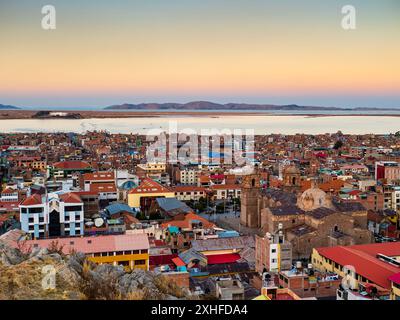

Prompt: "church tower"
[240,170,261,228]
[282,165,301,192]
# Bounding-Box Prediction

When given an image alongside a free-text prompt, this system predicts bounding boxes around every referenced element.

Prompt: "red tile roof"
[0,201,21,212]
[206,253,241,265]
[316,242,400,289]
[161,213,215,230]
[21,194,43,206]
[89,183,117,193]
[1,187,17,194]
[59,192,83,204]
[83,171,115,181]
[53,161,91,170]
[129,178,172,194]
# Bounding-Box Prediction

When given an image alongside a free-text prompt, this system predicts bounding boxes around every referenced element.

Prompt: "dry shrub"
[47,240,65,256]
[78,262,120,300]
[153,274,185,298]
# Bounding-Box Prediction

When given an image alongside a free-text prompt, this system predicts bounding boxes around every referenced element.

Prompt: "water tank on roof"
[94,218,104,228]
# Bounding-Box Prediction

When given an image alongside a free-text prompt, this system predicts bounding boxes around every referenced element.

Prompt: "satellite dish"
[85,221,94,227]
[94,218,104,228]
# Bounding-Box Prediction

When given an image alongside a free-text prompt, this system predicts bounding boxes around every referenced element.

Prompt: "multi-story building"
[19,192,84,239]
[255,228,292,274]
[179,168,199,185]
[27,233,150,271]
[0,187,19,202]
[391,186,400,211]
[172,186,207,201]
[210,184,241,200]
[312,242,400,296]
[48,160,92,179]
[375,161,400,183]
[83,171,115,191]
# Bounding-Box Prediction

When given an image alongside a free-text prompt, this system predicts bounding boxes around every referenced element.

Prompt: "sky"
[0,0,399,108]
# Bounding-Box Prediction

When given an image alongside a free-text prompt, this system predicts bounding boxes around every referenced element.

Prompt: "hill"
[104,101,346,111]
[0,104,19,110]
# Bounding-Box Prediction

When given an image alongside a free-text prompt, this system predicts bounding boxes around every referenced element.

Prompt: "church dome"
[297,187,333,211]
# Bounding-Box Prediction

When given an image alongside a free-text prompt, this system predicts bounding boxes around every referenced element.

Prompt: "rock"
[0,243,24,265]
[29,248,48,259]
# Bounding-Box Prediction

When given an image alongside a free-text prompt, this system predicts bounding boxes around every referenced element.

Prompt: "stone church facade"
[241,166,373,259]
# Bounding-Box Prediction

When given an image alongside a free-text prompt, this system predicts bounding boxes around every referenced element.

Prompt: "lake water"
[0,115,399,135]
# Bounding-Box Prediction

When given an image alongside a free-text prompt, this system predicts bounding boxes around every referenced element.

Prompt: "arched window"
[252,178,256,187]
[292,177,296,185]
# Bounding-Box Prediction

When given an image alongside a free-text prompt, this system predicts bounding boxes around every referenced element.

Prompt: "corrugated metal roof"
[192,235,255,252]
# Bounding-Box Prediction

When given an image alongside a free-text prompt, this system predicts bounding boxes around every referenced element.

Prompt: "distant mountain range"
[0,104,20,110]
[104,101,398,111]
[0,101,399,111]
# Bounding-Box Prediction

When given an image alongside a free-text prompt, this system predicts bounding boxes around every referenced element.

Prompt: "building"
[172,186,207,201]
[27,233,150,270]
[388,273,400,300]
[375,161,400,183]
[83,171,115,191]
[210,184,241,200]
[255,228,292,274]
[215,279,245,300]
[241,172,373,259]
[312,242,400,292]
[49,161,92,179]
[127,178,175,211]
[278,268,341,299]
[19,192,84,239]
[179,168,199,185]
[0,187,19,202]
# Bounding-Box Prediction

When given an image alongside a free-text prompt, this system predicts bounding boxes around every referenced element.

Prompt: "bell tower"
[240,169,261,228]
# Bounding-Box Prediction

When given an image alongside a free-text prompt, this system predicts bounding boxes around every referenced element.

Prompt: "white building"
[20,192,84,239]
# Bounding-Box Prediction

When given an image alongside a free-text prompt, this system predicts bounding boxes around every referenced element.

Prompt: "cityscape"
[0,0,400,306]
[1,130,400,301]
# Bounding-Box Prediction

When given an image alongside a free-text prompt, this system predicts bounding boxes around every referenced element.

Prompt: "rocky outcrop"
[0,232,187,300]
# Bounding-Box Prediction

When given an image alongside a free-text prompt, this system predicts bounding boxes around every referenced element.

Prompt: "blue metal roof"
[105,203,136,216]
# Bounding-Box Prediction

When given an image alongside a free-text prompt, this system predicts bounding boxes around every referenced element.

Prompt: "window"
[271,249,276,253]
[116,251,124,256]
[135,260,146,265]
[65,206,83,212]
[141,249,148,254]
